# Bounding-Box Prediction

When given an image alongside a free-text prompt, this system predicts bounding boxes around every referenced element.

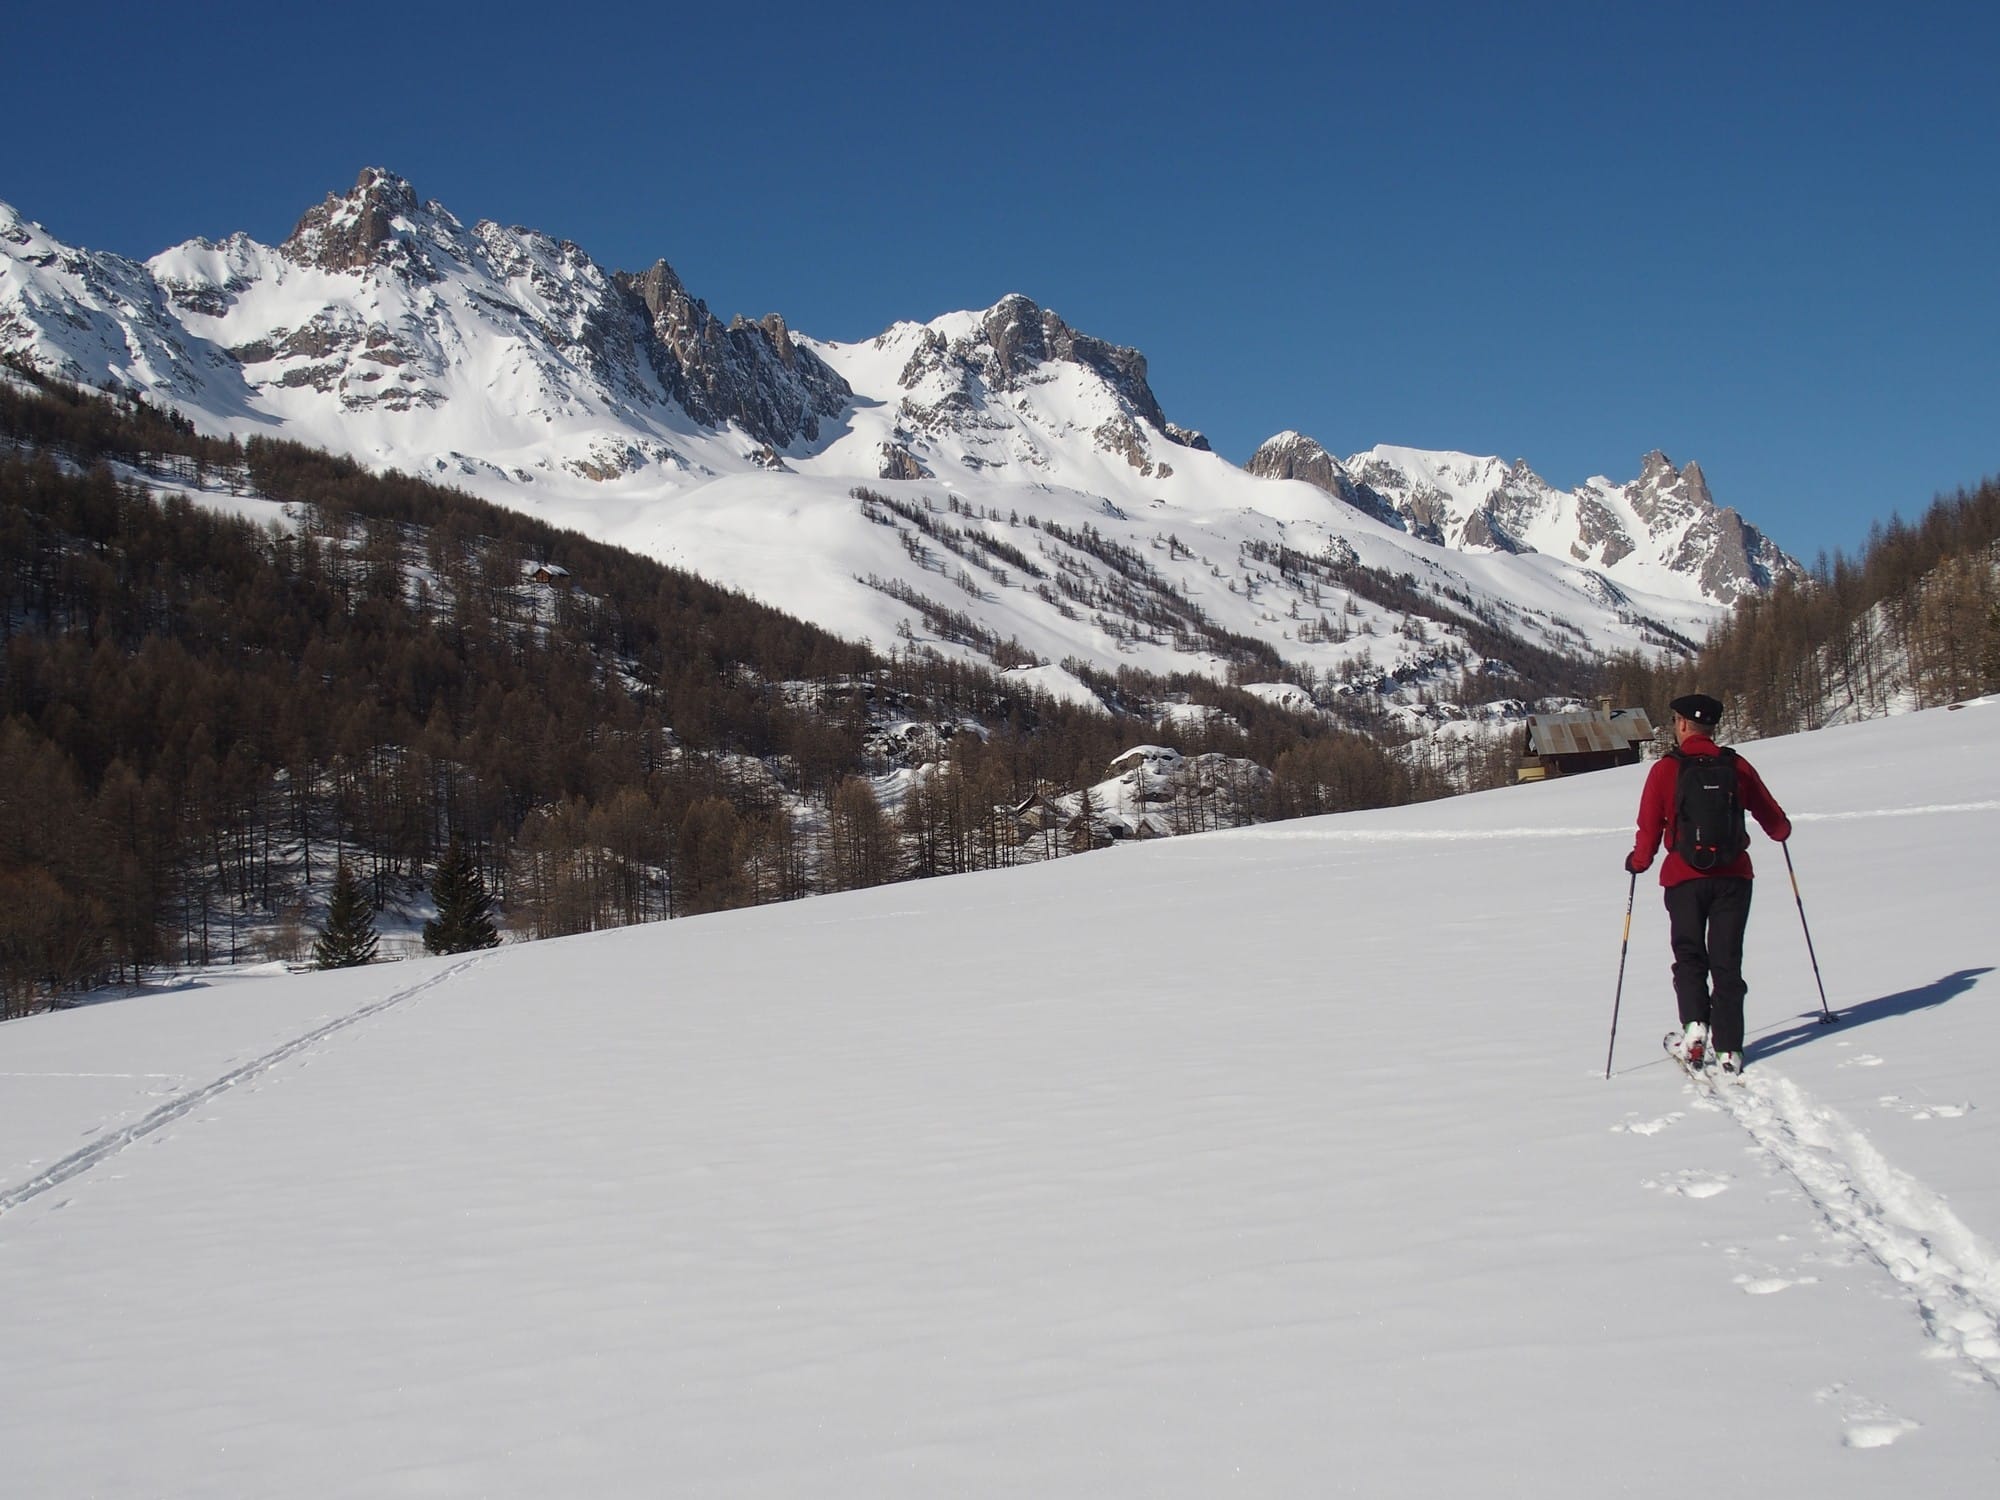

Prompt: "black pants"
[1664,877,1753,1053]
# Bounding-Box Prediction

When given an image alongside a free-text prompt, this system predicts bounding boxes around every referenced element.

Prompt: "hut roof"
[1526,708,1653,757]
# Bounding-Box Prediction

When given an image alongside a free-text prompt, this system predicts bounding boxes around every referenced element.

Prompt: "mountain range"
[1,168,1797,700]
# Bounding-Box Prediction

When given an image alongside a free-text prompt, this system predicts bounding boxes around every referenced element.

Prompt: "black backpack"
[1670,748,1747,870]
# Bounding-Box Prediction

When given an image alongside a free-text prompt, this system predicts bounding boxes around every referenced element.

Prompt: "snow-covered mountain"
[2,169,1798,693]
[4,699,1996,1493]
[1249,432,1794,605]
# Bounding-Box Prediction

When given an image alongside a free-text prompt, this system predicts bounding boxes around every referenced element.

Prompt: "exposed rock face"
[878,442,931,480]
[1467,460,1551,555]
[1573,495,1637,567]
[283,169,437,279]
[126,167,856,448]
[972,295,1169,429]
[1627,451,1789,602]
[1096,415,1174,477]
[893,294,1185,469]
[1629,449,1711,528]
[617,261,850,449]
[0,200,247,406]
[1246,432,1403,528]
[1334,442,1799,602]
[1341,450,1543,552]
[1460,510,1525,553]
[1247,430,1341,490]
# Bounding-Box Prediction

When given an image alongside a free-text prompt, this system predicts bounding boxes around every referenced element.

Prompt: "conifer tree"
[1070,782,1099,853]
[423,840,500,955]
[313,861,379,969]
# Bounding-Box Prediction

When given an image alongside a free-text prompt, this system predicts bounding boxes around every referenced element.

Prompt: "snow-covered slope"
[3,171,1797,690]
[3,698,1995,1494]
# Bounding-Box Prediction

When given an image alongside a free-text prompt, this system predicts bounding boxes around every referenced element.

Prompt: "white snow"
[1000,662,1105,711]
[4,698,1997,1493]
[1241,680,1317,713]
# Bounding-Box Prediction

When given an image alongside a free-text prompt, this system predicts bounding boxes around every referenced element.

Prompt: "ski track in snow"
[1701,1069,2000,1391]
[1194,800,2000,846]
[1792,800,2000,822]
[0,957,485,1219]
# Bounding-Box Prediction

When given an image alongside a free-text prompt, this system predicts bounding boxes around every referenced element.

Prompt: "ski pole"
[1605,870,1638,1079]
[1781,841,1837,1025]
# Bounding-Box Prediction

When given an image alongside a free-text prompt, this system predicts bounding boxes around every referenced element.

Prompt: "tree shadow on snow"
[1747,966,1995,1064]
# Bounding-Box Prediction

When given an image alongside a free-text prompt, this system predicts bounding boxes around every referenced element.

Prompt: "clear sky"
[8,0,1995,559]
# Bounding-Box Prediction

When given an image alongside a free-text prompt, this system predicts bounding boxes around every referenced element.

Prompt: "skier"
[1624,693,1791,1074]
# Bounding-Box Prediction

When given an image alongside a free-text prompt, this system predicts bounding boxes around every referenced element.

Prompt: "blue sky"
[9,0,1995,558]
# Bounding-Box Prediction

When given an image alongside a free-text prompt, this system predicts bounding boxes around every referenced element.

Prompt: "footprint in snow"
[1643,1169,1731,1199]
[1877,1094,1974,1121]
[1840,1053,1887,1068]
[1816,1385,1920,1449]
[1842,1421,1918,1449]
[1734,1272,1819,1295]
[1613,1111,1684,1136]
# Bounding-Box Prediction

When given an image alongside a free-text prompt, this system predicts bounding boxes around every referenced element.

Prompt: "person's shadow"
[1748,967,1993,1063]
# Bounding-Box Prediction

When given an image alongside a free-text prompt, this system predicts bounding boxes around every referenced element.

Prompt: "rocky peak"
[1247,431,1404,529]
[906,294,1179,439]
[1630,454,1792,602]
[1006,296,1171,433]
[282,168,437,276]
[977,293,1054,383]
[1630,450,1718,527]
[739,312,798,368]
[1248,430,1343,488]
[1637,449,1676,486]
[615,259,849,450]
[624,259,702,345]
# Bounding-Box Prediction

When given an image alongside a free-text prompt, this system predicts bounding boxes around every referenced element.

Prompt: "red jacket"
[1627,733,1791,886]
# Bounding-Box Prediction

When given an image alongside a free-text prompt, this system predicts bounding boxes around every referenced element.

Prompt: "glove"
[1624,853,1648,875]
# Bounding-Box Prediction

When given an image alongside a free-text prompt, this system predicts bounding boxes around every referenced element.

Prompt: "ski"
[1663,1029,1710,1081]
[1664,1029,1746,1084]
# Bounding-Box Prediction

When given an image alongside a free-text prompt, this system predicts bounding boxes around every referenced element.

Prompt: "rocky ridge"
[884,293,1205,479]
[1258,435,1795,604]
[40,169,851,456]
[1244,432,1403,530]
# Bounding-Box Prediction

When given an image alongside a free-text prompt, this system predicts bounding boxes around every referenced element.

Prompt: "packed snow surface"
[3,701,1997,1494]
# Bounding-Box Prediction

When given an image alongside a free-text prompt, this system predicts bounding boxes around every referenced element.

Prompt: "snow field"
[1,700,1996,1494]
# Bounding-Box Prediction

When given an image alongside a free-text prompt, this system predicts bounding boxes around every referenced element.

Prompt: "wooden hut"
[1517,706,1655,782]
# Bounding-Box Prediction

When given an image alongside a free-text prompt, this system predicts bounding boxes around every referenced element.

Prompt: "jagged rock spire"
[616,259,850,449]
[283,168,426,272]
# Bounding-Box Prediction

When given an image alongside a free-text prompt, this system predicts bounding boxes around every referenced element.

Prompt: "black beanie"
[1670,693,1724,728]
